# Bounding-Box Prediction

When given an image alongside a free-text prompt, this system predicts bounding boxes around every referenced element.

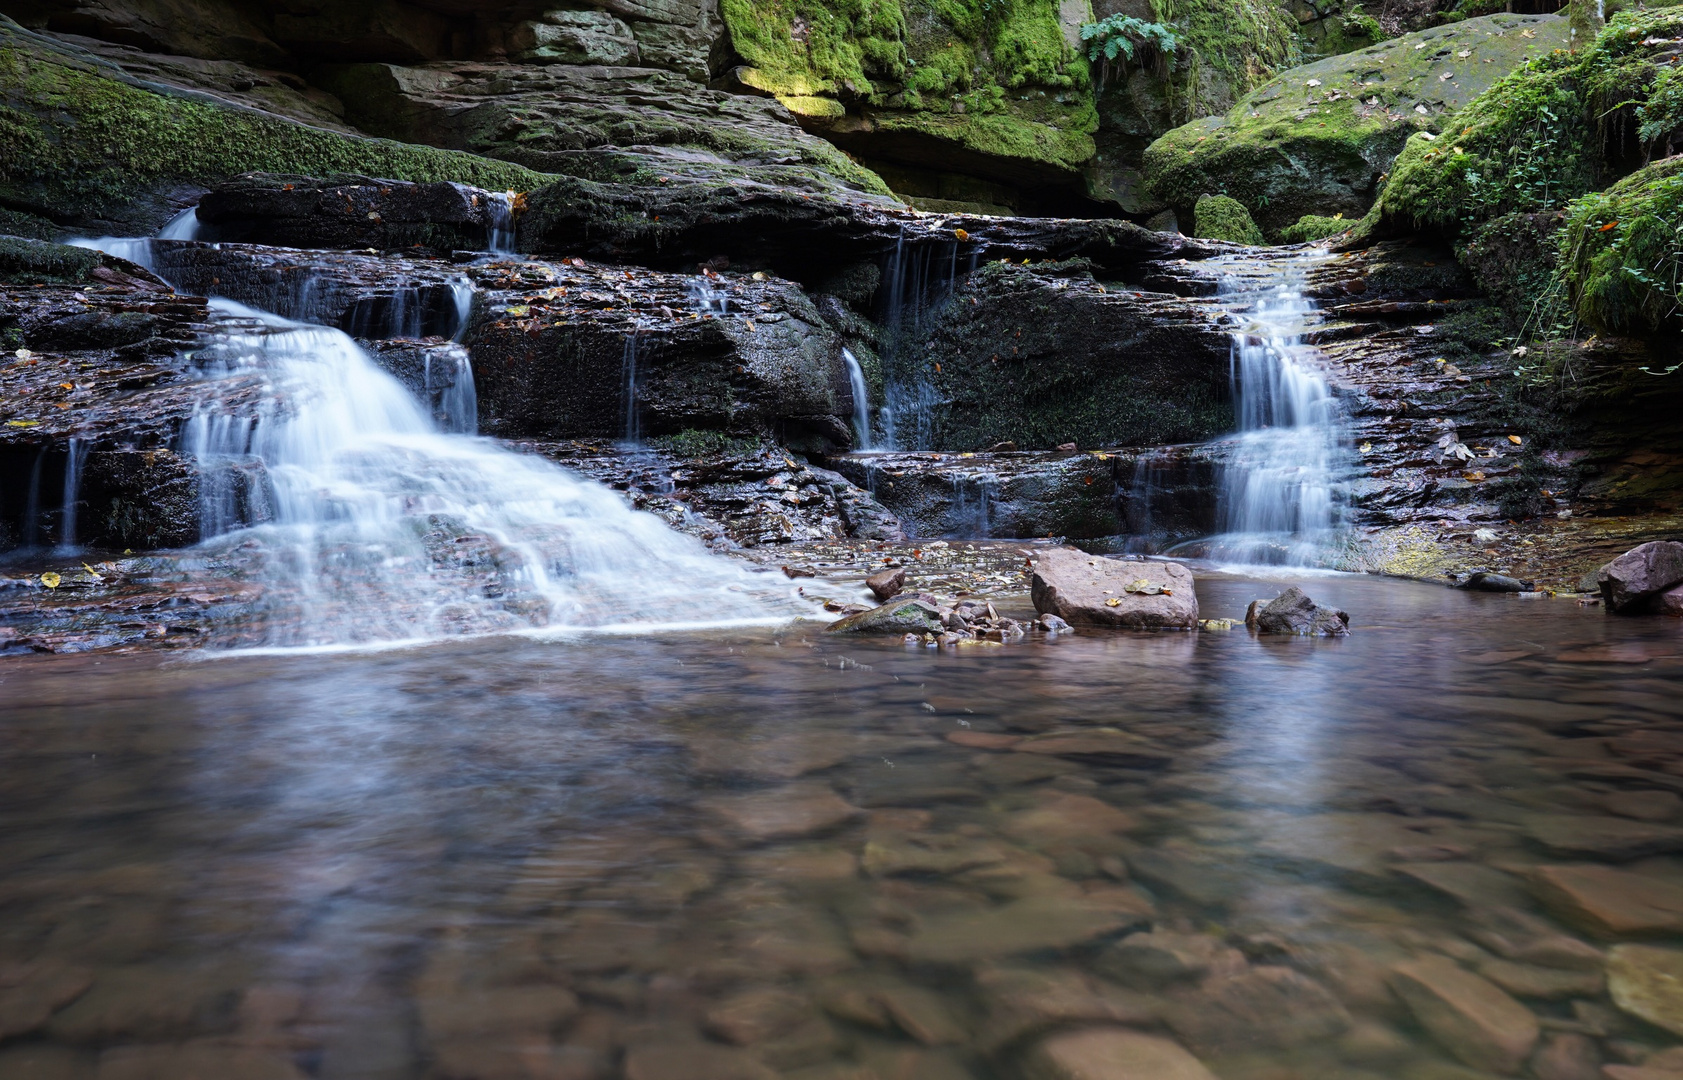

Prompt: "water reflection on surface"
[5,572,1683,1079]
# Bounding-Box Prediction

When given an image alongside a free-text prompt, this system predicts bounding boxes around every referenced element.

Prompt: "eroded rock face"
[196,173,504,252]
[1030,548,1197,629]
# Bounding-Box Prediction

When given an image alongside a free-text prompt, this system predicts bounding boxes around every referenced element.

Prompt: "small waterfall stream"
[1200,252,1348,565]
[842,348,872,450]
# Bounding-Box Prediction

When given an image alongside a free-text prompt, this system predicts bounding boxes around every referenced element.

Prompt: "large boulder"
[1596,541,1683,613]
[1245,587,1349,636]
[1142,14,1569,236]
[0,15,545,238]
[1030,548,1197,630]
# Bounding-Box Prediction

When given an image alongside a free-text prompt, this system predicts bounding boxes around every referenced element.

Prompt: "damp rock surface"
[1029,549,1197,629]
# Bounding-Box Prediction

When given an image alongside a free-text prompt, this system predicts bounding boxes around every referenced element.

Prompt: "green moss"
[1561,155,1683,337]
[1462,210,1571,334]
[1376,10,1683,239]
[1280,213,1353,242]
[649,429,763,458]
[0,235,104,283]
[720,0,1096,176]
[1149,0,1299,121]
[1192,193,1264,243]
[1144,14,1569,234]
[0,41,550,232]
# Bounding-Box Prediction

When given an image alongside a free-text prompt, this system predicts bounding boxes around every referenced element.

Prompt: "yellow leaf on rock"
[1105,597,1122,607]
[1508,435,1523,445]
[6,420,39,427]
[40,572,60,588]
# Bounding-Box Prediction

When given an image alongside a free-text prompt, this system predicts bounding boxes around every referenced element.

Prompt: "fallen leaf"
[6,419,40,427]
[1105,597,1123,607]
[1307,78,1323,87]
[14,348,32,360]
[1457,49,1471,57]
[1508,434,1523,445]
[1599,221,1619,232]
[40,572,60,589]
[1360,441,1373,453]
[955,228,969,241]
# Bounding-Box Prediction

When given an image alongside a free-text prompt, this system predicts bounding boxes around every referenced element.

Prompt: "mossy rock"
[1280,213,1353,243]
[1192,194,1264,244]
[0,235,106,284]
[0,17,549,235]
[1561,155,1683,339]
[1376,10,1683,240]
[1142,13,1569,236]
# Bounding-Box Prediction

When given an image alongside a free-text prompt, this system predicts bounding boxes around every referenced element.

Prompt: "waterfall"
[689,275,731,314]
[56,438,89,553]
[71,207,202,270]
[877,231,972,450]
[172,301,804,645]
[842,348,872,450]
[1203,254,1347,565]
[620,333,641,445]
[486,192,517,255]
[22,450,44,549]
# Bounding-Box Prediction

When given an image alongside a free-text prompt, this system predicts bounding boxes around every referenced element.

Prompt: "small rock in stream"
[1608,944,1683,1037]
[1245,586,1349,636]
[827,599,943,635]
[1461,572,1528,593]
[865,566,906,601]
[1388,954,1540,1074]
[1025,1028,1217,1080]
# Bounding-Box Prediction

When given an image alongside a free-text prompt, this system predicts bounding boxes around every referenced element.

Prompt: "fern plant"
[1078,15,1177,82]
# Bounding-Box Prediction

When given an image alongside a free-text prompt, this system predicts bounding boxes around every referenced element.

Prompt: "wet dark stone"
[197,173,501,252]
[1462,572,1527,593]
[1598,542,1683,613]
[1246,586,1349,636]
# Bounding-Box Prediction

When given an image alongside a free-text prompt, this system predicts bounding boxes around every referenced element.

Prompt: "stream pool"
[3,570,1683,1079]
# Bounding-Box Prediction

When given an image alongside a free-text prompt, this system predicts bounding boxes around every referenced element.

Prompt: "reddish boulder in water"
[1030,548,1197,629]
[1596,541,1683,613]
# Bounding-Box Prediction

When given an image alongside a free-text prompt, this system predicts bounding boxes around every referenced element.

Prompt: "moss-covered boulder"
[1561,155,1683,340]
[717,0,1100,208]
[1142,13,1568,236]
[1192,194,1264,243]
[1376,10,1683,240]
[0,15,547,236]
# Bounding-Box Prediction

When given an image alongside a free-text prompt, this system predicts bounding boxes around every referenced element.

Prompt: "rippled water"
[4,572,1683,1079]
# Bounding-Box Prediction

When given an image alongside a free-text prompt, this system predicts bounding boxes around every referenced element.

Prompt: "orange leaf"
[1599,221,1619,232]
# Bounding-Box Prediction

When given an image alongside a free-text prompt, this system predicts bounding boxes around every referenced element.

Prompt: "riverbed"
[3,570,1682,1078]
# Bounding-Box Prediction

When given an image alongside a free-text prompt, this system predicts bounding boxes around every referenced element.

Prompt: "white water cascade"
[180,302,807,645]
[842,348,872,450]
[1202,253,1348,565]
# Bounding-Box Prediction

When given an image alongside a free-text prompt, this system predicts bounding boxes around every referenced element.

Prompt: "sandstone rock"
[1165,966,1351,1054]
[1389,955,1540,1074]
[826,599,943,636]
[196,173,501,252]
[875,984,968,1045]
[974,966,1159,1050]
[0,964,94,1040]
[703,987,813,1046]
[1013,731,1173,769]
[1465,907,1604,971]
[861,832,1015,878]
[511,10,640,66]
[865,567,906,601]
[699,783,862,843]
[1525,815,1683,861]
[1025,1028,1217,1080]
[688,734,858,782]
[1608,945,1683,1037]
[1605,791,1683,822]
[0,1043,95,1080]
[1000,792,1138,848]
[1097,931,1246,988]
[624,1043,779,1080]
[1030,549,1196,629]
[1654,584,1683,617]
[1530,864,1683,938]
[95,1041,308,1080]
[1247,586,1350,636]
[1395,861,1529,908]
[903,892,1153,964]
[1476,958,1603,1000]
[1597,542,1683,613]
[1528,1032,1601,1080]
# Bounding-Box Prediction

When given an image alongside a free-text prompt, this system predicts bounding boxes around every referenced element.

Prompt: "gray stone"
[1597,541,1683,613]
[1246,586,1349,636]
[1030,549,1197,629]
[1462,572,1527,593]
[1389,955,1539,1074]
[826,599,943,636]
[511,11,640,66]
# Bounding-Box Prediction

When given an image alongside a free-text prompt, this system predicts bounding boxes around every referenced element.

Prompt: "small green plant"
[1637,65,1683,156]
[1280,214,1351,243]
[1079,14,1178,80]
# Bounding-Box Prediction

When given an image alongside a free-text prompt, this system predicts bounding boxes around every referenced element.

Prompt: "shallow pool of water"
[4,571,1683,1080]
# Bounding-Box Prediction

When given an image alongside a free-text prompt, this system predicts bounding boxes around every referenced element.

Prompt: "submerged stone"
[1608,944,1683,1037]
[903,892,1153,964]
[1025,1028,1217,1080]
[1388,955,1539,1074]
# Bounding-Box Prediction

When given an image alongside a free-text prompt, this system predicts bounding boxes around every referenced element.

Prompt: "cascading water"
[876,231,974,450]
[619,333,641,445]
[486,192,517,255]
[1200,253,1348,565]
[842,348,872,450]
[55,438,89,553]
[177,302,805,645]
